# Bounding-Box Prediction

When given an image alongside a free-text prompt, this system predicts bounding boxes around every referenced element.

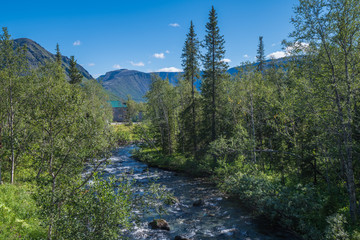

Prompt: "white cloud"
[267,42,310,59]
[165,50,170,54]
[130,61,145,67]
[73,40,81,46]
[169,23,180,27]
[153,53,165,59]
[157,67,182,72]
[267,51,286,59]
[113,64,121,69]
[243,54,249,58]
[286,42,310,53]
[221,58,231,63]
[88,63,95,66]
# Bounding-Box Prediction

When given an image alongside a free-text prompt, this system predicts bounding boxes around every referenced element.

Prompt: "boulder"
[175,236,191,240]
[193,199,205,207]
[148,219,170,231]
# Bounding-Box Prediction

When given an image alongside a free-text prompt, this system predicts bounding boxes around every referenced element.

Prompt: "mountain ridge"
[14,38,93,80]
[99,57,290,102]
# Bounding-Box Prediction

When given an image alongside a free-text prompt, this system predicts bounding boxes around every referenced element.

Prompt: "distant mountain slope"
[14,38,93,80]
[98,70,182,102]
[100,57,292,102]
[98,69,152,102]
[227,57,292,75]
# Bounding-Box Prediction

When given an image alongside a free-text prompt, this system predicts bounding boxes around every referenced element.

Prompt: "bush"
[325,213,349,240]
[219,171,325,239]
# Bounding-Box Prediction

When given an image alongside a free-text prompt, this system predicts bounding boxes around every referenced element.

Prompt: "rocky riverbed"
[98,146,300,240]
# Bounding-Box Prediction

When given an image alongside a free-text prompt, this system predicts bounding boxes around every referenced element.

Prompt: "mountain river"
[95,145,300,240]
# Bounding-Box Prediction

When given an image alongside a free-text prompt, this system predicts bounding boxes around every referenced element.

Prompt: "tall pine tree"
[201,6,228,144]
[181,21,200,156]
[69,56,83,84]
[55,43,61,66]
[256,36,265,72]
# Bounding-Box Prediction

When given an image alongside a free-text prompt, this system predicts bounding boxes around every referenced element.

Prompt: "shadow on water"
[95,146,301,240]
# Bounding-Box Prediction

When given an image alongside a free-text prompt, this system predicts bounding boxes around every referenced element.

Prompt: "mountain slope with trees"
[14,38,93,80]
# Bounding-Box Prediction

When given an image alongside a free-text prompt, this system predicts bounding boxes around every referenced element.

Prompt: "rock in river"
[193,199,205,207]
[175,236,191,240]
[148,219,170,231]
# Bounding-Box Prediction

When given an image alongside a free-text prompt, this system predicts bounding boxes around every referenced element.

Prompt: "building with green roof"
[108,101,127,122]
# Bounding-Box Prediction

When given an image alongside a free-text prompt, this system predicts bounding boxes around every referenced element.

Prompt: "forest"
[135,1,360,239]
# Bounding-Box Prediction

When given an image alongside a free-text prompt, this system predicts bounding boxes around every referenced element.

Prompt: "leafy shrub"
[219,171,325,239]
[325,213,349,240]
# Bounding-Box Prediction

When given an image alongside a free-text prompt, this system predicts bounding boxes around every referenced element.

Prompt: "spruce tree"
[181,21,200,156]
[55,43,61,66]
[201,6,228,143]
[69,55,83,84]
[256,36,265,72]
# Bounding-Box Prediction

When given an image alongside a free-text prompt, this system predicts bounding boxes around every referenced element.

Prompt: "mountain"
[227,57,293,75]
[98,70,182,102]
[14,38,93,80]
[100,57,292,102]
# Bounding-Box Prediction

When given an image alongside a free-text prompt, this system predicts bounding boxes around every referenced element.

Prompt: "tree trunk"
[10,84,15,184]
[250,92,256,163]
[211,42,216,142]
[191,71,197,157]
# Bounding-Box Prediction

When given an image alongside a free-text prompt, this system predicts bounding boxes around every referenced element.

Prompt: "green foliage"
[113,124,142,145]
[179,21,201,156]
[218,169,325,239]
[256,36,265,71]
[140,3,360,238]
[55,43,61,66]
[46,175,133,240]
[0,28,172,240]
[69,55,83,84]
[145,75,178,154]
[125,95,139,123]
[133,147,211,176]
[0,184,46,239]
[201,6,229,144]
[325,214,349,240]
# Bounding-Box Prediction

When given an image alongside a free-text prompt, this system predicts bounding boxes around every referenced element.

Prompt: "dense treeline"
[0,28,167,240]
[139,1,360,239]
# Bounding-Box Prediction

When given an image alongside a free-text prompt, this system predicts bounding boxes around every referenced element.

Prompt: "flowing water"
[100,146,299,240]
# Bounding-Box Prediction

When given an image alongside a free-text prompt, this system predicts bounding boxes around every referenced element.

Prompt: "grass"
[113,123,142,145]
[132,147,212,177]
[0,183,46,239]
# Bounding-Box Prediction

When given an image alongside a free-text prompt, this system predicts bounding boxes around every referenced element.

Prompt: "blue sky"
[1,0,298,78]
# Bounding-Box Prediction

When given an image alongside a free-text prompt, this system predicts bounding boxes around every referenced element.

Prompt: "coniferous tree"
[256,36,265,72]
[55,43,61,66]
[69,55,83,84]
[181,21,200,156]
[201,6,228,144]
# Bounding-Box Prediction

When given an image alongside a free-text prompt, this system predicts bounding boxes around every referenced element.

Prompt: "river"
[99,145,299,240]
